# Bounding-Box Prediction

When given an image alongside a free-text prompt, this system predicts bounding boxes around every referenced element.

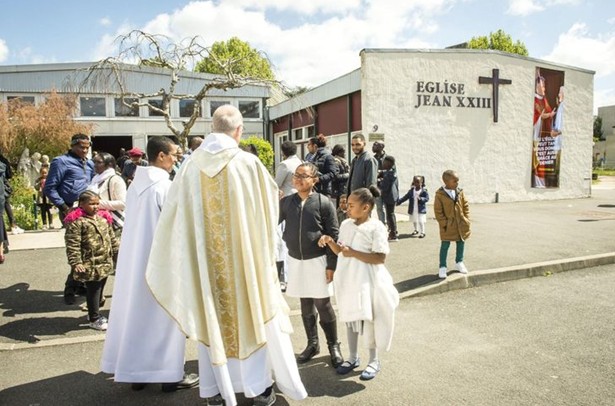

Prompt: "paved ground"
[1,264,614,405]
[0,176,614,404]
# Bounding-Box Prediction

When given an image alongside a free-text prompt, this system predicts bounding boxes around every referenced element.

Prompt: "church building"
[269,49,594,202]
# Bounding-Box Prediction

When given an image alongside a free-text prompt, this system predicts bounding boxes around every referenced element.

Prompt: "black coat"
[279,192,339,270]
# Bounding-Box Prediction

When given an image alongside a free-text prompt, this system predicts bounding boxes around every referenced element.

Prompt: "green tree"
[195,37,274,80]
[239,136,274,174]
[594,116,604,142]
[467,29,529,56]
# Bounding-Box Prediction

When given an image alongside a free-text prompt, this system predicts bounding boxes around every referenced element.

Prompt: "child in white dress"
[319,186,399,381]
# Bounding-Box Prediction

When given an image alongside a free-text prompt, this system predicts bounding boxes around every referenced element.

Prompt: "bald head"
[212,105,244,142]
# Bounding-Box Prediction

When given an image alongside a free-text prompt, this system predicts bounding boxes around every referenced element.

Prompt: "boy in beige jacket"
[433,170,471,279]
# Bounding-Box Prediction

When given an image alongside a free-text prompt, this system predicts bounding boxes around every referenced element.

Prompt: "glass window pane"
[210,101,230,117]
[7,96,35,105]
[239,100,260,119]
[114,98,139,117]
[80,97,106,117]
[148,100,165,117]
[180,99,198,118]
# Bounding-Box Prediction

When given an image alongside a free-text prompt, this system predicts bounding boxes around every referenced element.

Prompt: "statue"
[28,152,42,188]
[17,148,31,187]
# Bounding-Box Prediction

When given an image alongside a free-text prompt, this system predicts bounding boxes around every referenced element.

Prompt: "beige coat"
[433,187,471,241]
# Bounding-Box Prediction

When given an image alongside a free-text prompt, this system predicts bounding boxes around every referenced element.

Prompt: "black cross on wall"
[478,68,512,123]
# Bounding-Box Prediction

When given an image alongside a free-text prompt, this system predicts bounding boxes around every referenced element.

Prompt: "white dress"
[101,166,186,383]
[334,218,399,351]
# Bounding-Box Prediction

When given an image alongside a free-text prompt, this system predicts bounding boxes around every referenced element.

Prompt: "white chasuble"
[146,133,306,405]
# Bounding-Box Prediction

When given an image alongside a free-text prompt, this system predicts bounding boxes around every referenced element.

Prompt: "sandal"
[360,362,380,381]
[336,358,360,375]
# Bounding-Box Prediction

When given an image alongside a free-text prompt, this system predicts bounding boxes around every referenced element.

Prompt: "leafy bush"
[5,174,38,230]
[239,136,274,174]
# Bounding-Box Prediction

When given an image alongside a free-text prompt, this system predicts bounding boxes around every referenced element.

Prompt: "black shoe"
[131,383,147,391]
[64,293,75,305]
[161,373,199,392]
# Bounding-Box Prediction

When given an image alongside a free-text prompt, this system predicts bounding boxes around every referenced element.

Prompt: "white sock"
[347,328,359,362]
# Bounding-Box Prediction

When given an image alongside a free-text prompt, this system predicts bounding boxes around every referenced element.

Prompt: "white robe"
[146,133,307,406]
[101,166,186,383]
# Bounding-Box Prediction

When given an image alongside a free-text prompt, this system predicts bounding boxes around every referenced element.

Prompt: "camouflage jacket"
[64,209,119,282]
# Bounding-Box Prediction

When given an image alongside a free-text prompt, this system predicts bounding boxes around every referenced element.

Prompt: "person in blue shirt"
[44,133,94,304]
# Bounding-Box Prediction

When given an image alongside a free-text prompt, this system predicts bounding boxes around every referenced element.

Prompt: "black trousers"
[384,202,397,237]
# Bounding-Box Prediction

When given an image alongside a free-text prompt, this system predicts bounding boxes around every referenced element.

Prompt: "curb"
[3,252,615,351]
[400,252,615,299]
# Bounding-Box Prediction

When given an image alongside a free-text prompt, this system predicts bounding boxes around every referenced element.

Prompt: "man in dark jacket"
[44,133,94,304]
[307,135,339,197]
[347,133,378,195]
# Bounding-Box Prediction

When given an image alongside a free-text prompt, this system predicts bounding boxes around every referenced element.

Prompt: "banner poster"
[532,67,565,188]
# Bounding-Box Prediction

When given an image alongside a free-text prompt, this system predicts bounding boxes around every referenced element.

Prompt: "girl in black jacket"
[279,162,343,368]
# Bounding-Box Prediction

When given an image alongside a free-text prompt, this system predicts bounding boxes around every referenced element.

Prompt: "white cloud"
[542,23,615,110]
[542,23,615,76]
[0,39,8,63]
[507,0,580,16]
[99,0,454,87]
[92,22,135,61]
[507,0,544,16]
[100,17,112,27]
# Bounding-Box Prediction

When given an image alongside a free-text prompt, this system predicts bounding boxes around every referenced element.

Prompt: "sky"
[1,0,614,110]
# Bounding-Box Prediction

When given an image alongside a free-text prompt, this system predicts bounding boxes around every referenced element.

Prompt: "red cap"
[128,147,143,157]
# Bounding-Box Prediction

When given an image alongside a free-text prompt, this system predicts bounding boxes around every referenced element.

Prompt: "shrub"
[5,174,38,230]
[239,136,274,174]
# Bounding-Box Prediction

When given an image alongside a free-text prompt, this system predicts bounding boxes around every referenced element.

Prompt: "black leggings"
[300,297,336,323]
[85,278,107,322]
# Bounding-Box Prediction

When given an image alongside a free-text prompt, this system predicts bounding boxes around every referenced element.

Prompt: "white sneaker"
[89,316,108,331]
[456,262,468,274]
[11,226,25,235]
[438,267,448,279]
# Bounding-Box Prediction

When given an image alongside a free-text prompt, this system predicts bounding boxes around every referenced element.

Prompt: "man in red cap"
[121,147,148,186]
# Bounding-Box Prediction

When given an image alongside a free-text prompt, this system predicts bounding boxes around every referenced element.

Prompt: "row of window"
[2,95,261,120]
[81,97,261,119]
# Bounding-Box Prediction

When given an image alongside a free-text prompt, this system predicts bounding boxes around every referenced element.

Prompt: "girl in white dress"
[318,186,399,381]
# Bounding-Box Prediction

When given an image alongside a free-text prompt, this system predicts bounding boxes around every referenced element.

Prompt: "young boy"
[433,170,471,279]
[379,155,399,241]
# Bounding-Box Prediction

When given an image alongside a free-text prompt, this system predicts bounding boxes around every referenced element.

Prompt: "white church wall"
[361,49,594,203]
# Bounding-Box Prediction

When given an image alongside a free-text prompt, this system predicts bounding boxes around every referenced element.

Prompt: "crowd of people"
[23,103,473,405]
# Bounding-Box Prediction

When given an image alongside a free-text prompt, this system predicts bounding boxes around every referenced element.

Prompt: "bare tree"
[68,30,277,148]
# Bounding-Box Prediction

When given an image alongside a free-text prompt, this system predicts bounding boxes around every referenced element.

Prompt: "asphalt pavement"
[1,264,614,405]
[1,176,614,404]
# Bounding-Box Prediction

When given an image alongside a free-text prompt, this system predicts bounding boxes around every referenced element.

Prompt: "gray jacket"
[347,150,378,194]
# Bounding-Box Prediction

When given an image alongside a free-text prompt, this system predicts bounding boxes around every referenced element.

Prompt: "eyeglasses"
[293,174,314,180]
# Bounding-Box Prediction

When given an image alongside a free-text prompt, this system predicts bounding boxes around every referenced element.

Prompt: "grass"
[593,168,615,176]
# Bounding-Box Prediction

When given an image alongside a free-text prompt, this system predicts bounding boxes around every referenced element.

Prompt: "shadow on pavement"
[0,312,109,343]
[297,356,366,399]
[0,283,81,317]
[0,358,335,405]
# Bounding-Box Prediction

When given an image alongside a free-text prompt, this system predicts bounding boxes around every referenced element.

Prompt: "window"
[239,100,260,119]
[80,97,106,117]
[148,100,165,117]
[114,98,139,117]
[306,125,315,138]
[292,128,303,141]
[7,95,35,105]
[180,99,198,118]
[209,100,230,117]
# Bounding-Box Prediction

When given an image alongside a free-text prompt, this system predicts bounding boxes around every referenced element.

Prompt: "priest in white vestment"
[101,137,197,390]
[146,105,307,406]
